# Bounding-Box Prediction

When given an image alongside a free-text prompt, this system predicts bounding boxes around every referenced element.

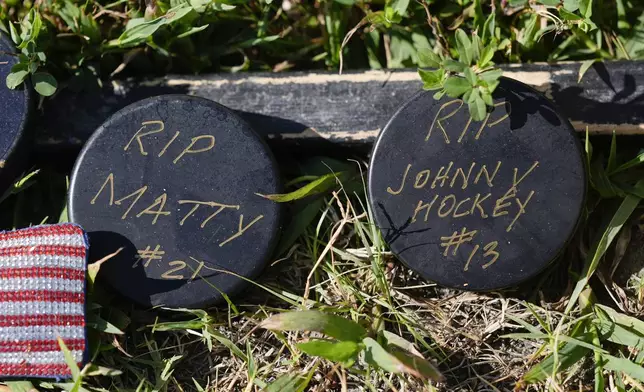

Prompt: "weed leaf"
[261,311,367,342]
[455,29,472,65]
[114,4,194,47]
[443,76,472,97]
[363,337,443,381]
[418,48,441,68]
[419,68,444,90]
[6,63,29,89]
[32,72,57,96]
[297,339,361,363]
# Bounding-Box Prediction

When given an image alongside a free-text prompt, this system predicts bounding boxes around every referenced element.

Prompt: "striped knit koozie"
[0,224,88,378]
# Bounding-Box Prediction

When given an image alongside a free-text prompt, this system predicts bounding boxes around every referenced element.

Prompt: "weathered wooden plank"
[35,60,644,154]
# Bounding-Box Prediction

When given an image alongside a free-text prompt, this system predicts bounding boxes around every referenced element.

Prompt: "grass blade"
[607,130,618,173]
[275,198,325,256]
[58,337,81,381]
[565,182,643,314]
[609,149,644,175]
[208,326,248,361]
[602,354,644,383]
[578,59,598,83]
[591,325,605,392]
[264,366,316,392]
[258,172,345,202]
[594,304,644,348]
[522,334,593,384]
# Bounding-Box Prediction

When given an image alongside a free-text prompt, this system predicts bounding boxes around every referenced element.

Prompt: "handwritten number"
[161,261,186,280]
[481,241,499,269]
[464,244,480,271]
[462,240,500,271]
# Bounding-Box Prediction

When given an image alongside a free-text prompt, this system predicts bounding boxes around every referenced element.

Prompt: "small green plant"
[507,299,644,389]
[104,1,221,50]
[503,133,644,390]
[417,27,503,121]
[5,9,57,96]
[0,0,643,390]
[417,0,604,121]
[260,310,444,382]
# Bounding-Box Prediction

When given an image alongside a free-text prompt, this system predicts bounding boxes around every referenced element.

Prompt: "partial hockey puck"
[69,95,282,307]
[0,35,32,192]
[368,77,586,291]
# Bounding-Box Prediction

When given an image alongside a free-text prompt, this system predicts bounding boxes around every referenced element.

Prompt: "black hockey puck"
[368,77,586,291]
[69,95,282,307]
[0,35,32,193]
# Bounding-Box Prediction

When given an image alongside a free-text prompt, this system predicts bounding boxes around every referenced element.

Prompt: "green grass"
[1,0,643,96]
[1,0,644,390]
[0,140,643,391]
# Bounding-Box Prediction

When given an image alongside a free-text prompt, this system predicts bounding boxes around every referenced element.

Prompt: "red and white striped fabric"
[0,224,87,378]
